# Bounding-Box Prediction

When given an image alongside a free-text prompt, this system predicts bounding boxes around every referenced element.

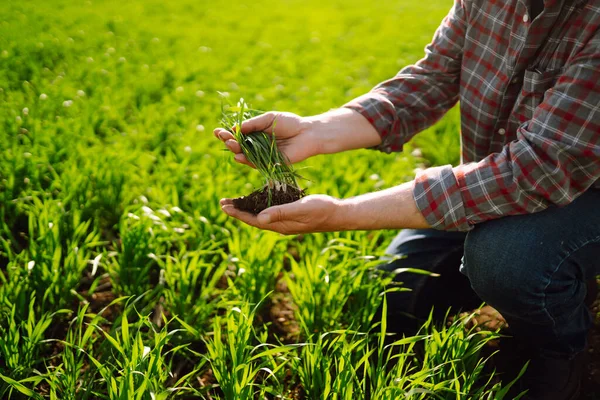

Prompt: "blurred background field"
[0,0,541,398]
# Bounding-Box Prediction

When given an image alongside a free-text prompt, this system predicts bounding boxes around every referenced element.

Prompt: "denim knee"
[461,219,546,315]
[455,191,600,354]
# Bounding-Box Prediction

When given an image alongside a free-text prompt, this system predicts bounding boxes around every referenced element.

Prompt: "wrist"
[333,197,361,231]
[302,109,352,155]
[298,116,324,157]
[304,108,382,156]
[301,113,339,156]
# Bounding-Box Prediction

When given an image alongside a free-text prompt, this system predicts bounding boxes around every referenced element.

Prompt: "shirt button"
[523,14,529,23]
[511,77,520,84]
[498,128,506,135]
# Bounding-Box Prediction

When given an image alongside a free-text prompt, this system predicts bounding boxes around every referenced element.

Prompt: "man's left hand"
[220,195,349,235]
[220,182,431,234]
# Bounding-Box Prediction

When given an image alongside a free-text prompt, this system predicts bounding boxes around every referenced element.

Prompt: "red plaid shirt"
[345,0,600,231]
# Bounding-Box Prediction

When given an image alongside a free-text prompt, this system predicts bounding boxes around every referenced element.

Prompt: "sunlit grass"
[0,0,530,398]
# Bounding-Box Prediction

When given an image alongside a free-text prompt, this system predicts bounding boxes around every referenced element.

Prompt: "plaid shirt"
[344,0,600,231]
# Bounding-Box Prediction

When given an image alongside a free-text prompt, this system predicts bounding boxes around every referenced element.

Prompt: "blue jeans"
[380,189,600,357]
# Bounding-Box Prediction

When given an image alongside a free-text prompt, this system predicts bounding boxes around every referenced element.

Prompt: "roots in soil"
[232,185,305,215]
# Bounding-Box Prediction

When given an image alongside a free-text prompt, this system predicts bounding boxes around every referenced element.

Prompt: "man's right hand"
[213,107,383,167]
[213,111,322,168]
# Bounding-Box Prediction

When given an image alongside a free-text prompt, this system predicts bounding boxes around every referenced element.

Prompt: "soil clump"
[232,185,305,214]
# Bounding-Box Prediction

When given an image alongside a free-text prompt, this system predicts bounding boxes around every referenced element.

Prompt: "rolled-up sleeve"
[414,37,600,231]
[343,0,467,153]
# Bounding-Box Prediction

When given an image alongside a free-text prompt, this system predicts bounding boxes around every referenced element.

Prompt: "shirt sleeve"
[414,36,600,231]
[343,0,467,153]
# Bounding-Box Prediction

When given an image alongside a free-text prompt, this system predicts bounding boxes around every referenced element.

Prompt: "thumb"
[257,205,286,224]
[241,112,277,135]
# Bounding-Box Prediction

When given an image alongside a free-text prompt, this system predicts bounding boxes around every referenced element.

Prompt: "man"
[214,0,600,398]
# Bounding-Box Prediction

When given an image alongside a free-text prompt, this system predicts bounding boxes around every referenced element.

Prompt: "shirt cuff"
[413,165,473,232]
[343,93,404,153]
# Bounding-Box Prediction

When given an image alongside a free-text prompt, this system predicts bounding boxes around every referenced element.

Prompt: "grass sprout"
[220,96,302,202]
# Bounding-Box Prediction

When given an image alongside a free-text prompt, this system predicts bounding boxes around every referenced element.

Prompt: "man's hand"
[220,182,431,234]
[213,112,321,167]
[213,108,383,167]
[220,195,348,235]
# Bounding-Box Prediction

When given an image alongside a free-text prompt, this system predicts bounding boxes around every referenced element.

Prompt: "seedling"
[220,97,305,214]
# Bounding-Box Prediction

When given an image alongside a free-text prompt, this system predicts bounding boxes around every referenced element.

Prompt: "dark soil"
[232,185,305,215]
[267,275,301,342]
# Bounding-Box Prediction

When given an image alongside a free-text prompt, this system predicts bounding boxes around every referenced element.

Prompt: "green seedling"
[220,97,305,213]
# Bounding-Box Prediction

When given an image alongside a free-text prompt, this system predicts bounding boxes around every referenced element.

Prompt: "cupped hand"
[220,195,349,234]
[213,111,321,168]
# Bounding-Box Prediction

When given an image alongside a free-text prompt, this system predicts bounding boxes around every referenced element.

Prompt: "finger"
[257,205,286,224]
[225,139,242,154]
[220,131,235,142]
[214,129,235,142]
[240,112,276,134]
[213,127,228,138]
[220,198,233,206]
[221,204,263,228]
[222,205,295,234]
[234,154,256,168]
[257,198,305,224]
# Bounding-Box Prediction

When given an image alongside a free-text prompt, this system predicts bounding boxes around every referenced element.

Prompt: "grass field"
[0,0,536,398]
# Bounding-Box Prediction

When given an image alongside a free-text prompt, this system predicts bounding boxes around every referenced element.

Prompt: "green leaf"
[122,312,130,348]
[0,373,42,399]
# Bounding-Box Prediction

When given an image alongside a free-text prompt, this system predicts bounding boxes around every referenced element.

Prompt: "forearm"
[304,108,382,155]
[338,181,430,231]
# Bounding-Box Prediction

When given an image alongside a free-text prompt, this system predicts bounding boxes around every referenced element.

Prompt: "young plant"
[201,300,294,400]
[87,310,200,400]
[4,198,104,315]
[225,229,289,308]
[0,296,55,398]
[293,330,369,399]
[110,214,157,298]
[162,249,228,335]
[42,302,111,400]
[285,238,394,336]
[220,97,305,214]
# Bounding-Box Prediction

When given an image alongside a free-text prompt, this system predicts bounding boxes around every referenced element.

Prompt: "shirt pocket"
[511,67,566,126]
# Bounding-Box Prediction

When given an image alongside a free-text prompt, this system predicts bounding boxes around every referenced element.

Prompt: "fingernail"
[218,132,225,140]
[234,154,244,162]
[257,213,270,224]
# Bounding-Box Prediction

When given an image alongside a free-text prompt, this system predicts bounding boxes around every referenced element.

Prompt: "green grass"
[0,0,525,398]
